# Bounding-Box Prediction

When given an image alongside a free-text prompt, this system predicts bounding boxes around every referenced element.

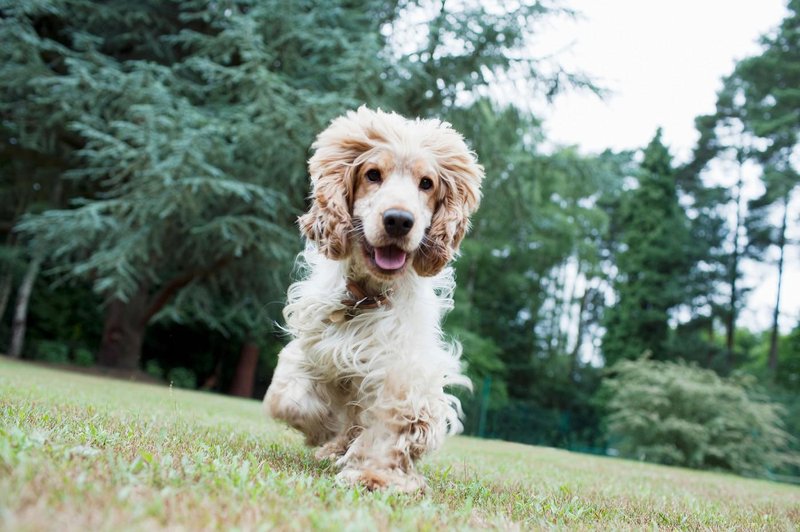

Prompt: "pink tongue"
[374,246,407,270]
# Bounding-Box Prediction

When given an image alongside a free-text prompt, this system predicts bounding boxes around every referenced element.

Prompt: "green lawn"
[1,357,798,530]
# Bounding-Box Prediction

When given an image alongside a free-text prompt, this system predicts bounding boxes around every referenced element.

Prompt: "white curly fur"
[264,107,483,492]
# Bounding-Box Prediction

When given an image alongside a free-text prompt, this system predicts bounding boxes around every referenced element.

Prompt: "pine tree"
[2,1,396,367]
[602,130,695,365]
[685,108,753,371]
[713,0,800,375]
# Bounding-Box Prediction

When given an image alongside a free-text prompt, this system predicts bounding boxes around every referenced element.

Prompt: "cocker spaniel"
[264,106,484,492]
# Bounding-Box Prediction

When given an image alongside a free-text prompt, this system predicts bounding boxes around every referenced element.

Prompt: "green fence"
[461,378,606,455]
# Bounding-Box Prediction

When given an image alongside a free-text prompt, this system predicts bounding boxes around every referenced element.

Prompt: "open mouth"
[362,242,408,273]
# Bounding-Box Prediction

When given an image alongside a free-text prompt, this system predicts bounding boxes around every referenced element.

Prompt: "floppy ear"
[299,109,375,260]
[413,124,484,277]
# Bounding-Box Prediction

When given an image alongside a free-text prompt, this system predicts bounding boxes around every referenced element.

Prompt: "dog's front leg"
[264,340,342,446]
[334,383,450,492]
[313,397,363,461]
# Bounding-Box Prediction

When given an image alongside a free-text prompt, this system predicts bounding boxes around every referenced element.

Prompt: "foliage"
[3,0,341,337]
[707,0,800,372]
[144,359,163,380]
[602,130,695,365]
[429,101,630,449]
[72,346,94,367]
[768,387,800,478]
[166,366,196,389]
[733,324,800,384]
[28,337,94,366]
[723,0,800,168]
[777,323,800,389]
[601,357,796,475]
[31,339,70,364]
[25,278,103,353]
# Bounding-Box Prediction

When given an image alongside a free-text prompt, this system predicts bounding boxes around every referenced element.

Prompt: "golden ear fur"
[299,109,374,260]
[412,122,484,277]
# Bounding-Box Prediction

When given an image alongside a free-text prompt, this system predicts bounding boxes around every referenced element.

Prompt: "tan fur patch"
[359,469,389,491]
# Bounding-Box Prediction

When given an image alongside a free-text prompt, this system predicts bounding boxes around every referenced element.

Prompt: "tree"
[1,1,410,368]
[723,153,747,366]
[715,0,800,375]
[384,0,590,117]
[7,255,41,358]
[777,321,800,389]
[683,108,755,372]
[602,130,694,365]
[746,167,797,374]
[441,101,627,446]
[0,75,71,354]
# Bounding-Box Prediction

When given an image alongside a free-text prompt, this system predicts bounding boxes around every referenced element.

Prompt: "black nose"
[383,209,414,237]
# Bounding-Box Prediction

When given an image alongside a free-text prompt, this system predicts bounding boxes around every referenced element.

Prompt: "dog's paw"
[315,439,347,462]
[336,467,427,493]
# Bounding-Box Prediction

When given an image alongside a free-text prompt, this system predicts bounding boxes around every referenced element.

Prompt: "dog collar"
[329,281,393,323]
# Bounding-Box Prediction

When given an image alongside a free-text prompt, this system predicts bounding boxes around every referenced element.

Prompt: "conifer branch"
[141,256,232,326]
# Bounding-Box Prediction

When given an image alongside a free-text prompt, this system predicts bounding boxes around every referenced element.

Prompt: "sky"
[533,0,798,333]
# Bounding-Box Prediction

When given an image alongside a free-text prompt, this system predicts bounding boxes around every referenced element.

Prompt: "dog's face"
[350,149,438,279]
[300,107,483,280]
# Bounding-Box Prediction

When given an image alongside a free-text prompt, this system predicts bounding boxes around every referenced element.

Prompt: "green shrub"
[34,340,70,364]
[144,360,163,380]
[768,387,800,478]
[72,347,94,367]
[600,357,796,476]
[166,367,196,389]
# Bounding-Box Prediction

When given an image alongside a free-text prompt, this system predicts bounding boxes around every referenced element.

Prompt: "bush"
[33,340,70,364]
[166,367,196,389]
[144,360,164,380]
[72,347,94,367]
[768,387,800,478]
[600,357,796,476]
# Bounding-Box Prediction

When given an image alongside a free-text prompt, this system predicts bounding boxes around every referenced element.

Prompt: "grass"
[1,357,798,531]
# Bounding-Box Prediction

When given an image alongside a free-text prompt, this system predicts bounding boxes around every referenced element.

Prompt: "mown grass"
[1,357,798,531]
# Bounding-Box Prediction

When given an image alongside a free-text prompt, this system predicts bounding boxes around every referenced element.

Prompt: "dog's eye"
[419,177,433,190]
[366,169,382,183]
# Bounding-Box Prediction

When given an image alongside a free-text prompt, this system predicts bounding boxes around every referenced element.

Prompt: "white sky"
[535,0,798,333]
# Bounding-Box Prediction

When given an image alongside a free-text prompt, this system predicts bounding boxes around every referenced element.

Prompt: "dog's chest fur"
[283,248,461,387]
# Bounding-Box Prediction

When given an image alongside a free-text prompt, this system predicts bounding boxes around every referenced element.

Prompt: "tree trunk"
[96,258,232,370]
[0,231,18,333]
[97,290,149,370]
[767,196,788,374]
[229,339,259,398]
[725,165,744,370]
[569,288,589,380]
[0,273,12,324]
[705,316,716,368]
[201,359,223,390]
[563,259,583,360]
[547,262,568,356]
[8,257,41,358]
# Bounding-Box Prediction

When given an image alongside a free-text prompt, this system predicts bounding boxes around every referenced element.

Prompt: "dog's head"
[299,107,483,280]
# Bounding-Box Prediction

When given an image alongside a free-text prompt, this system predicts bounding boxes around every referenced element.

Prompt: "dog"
[264,106,484,492]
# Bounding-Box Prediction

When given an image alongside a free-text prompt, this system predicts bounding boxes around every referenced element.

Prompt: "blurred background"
[1,0,798,481]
